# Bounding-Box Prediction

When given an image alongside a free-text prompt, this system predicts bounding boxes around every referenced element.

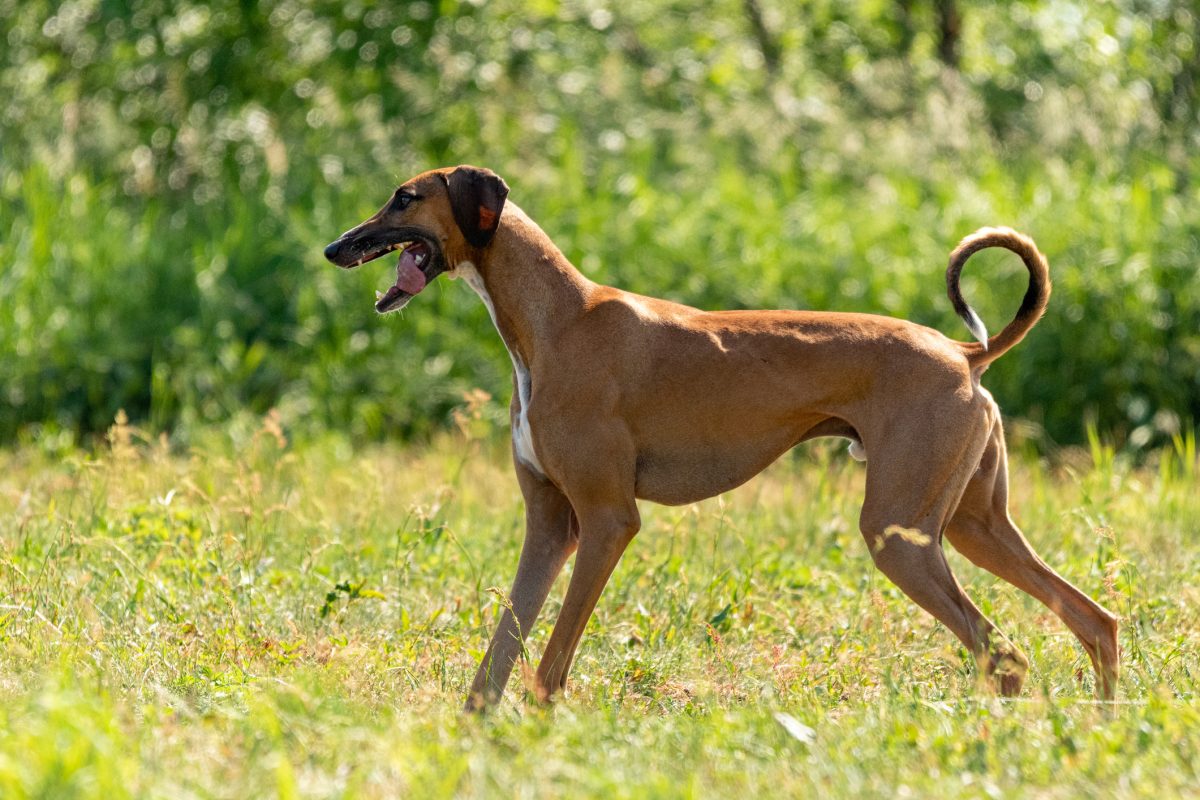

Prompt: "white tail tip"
[964,307,989,349]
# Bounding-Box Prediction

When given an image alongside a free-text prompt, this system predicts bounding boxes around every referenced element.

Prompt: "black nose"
[323,240,343,263]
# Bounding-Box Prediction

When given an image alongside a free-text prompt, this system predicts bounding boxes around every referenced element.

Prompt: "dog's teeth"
[375,290,384,301]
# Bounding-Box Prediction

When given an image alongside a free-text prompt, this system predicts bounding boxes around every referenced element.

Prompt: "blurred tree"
[0,0,1196,449]
[935,0,960,67]
[743,0,782,78]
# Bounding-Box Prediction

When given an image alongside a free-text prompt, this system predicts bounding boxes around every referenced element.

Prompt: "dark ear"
[445,166,509,248]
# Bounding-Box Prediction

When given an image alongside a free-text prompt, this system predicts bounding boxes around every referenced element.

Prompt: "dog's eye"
[394,191,417,210]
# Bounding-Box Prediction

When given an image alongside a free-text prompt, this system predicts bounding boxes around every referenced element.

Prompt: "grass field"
[1,415,1197,798]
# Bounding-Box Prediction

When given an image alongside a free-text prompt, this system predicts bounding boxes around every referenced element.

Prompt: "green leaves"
[1,1,1197,449]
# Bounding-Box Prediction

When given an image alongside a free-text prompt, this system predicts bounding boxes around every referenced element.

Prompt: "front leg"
[465,461,577,711]
[533,502,640,702]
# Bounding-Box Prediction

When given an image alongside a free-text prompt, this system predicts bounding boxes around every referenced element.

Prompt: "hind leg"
[944,419,1120,699]
[858,406,1030,695]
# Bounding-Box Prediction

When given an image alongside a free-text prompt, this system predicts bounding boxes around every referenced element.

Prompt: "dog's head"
[323,165,509,313]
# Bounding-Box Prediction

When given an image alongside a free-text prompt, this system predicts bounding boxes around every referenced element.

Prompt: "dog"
[324,165,1120,710]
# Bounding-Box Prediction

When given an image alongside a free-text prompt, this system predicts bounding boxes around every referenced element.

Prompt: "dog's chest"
[510,361,543,474]
[454,262,546,476]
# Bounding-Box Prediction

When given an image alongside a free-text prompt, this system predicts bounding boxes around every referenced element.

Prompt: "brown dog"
[324,165,1120,710]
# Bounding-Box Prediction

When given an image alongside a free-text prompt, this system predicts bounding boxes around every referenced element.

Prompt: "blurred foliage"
[1,0,1197,449]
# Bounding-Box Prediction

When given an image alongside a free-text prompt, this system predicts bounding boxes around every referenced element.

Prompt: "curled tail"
[946,227,1051,371]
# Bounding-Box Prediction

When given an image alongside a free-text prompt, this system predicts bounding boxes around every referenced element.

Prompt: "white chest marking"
[454,262,545,476]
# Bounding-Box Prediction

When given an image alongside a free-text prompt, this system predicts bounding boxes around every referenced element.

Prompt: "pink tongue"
[395,249,427,295]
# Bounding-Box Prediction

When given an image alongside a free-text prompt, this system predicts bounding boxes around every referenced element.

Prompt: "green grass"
[1,416,1197,798]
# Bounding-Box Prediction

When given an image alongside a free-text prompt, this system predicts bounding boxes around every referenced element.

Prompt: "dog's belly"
[633,431,803,506]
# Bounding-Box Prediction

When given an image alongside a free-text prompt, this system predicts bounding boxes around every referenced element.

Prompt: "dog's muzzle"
[323,230,446,313]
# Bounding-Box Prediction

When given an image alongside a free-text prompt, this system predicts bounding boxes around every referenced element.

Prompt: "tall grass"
[0,419,1197,796]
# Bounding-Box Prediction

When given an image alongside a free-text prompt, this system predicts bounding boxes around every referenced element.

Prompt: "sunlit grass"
[1,416,1197,797]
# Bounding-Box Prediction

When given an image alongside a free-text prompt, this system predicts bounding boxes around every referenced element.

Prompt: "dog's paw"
[987,645,1029,697]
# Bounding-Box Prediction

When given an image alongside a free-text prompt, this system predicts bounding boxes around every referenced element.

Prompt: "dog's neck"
[453,203,594,368]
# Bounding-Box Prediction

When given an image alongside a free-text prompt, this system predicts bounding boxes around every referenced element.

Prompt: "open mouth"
[324,228,445,313]
[374,241,430,313]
